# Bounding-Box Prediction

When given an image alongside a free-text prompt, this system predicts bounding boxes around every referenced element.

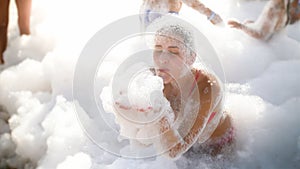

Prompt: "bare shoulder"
[194,69,218,85]
[192,69,221,97]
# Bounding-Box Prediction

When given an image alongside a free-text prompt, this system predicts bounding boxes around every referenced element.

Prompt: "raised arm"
[181,0,223,24]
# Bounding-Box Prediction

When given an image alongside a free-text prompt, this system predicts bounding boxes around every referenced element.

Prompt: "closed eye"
[154,51,162,56]
[169,50,179,55]
[154,49,162,55]
[154,45,180,55]
[168,46,180,55]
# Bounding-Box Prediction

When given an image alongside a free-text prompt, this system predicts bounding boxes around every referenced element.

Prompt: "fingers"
[227,20,237,26]
[115,102,131,110]
[227,20,242,29]
[136,106,153,112]
[115,102,153,112]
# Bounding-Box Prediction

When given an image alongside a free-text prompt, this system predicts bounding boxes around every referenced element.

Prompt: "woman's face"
[153,35,190,84]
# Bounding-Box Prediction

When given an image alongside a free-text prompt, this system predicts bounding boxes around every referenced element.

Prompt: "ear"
[186,51,196,65]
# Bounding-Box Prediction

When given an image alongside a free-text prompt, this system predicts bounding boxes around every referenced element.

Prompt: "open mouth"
[157,68,169,73]
[156,69,170,77]
[155,68,172,82]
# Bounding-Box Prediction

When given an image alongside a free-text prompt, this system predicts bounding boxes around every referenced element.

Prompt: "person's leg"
[0,0,10,64]
[289,0,300,24]
[15,0,31,35]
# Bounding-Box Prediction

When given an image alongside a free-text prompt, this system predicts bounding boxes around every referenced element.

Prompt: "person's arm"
[181,0,222,24]
[228,20,272,39]
[228,0,288,40]
[227,3,279,40]
[168,0,183,12]
[158,73,220,159]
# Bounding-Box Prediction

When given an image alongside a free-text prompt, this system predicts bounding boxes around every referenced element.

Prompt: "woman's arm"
[228,0,287,40]
[228,4,280,40]
[158,73,220,158]
[181,0,222,24]
[168,0,182,12]
[228,20,270,39]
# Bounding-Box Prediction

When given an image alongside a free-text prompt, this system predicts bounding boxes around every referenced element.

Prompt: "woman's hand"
[208,12,223,25]
[114,101,153,113]
[228,20,243,29]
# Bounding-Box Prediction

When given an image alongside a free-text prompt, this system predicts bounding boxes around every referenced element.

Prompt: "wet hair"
[156,24,195,53]
[155,24,196,65]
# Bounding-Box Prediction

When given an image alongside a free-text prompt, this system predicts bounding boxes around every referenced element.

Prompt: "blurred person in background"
[140,0,223,29]
[228,0,300,40]
[0,0,32,64]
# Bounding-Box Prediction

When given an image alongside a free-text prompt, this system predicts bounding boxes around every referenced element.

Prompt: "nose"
[156,51,170,64]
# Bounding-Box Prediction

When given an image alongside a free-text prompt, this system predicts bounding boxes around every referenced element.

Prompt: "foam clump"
[56,152,92,169]
[101,70,174,146]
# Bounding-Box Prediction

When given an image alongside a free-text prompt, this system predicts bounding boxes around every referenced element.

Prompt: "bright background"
[0,0,300,169]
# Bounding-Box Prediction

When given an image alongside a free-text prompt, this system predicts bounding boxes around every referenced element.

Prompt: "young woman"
[114,24,235,158]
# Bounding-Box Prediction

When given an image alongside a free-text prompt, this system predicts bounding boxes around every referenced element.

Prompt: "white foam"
[0,0,299,168]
